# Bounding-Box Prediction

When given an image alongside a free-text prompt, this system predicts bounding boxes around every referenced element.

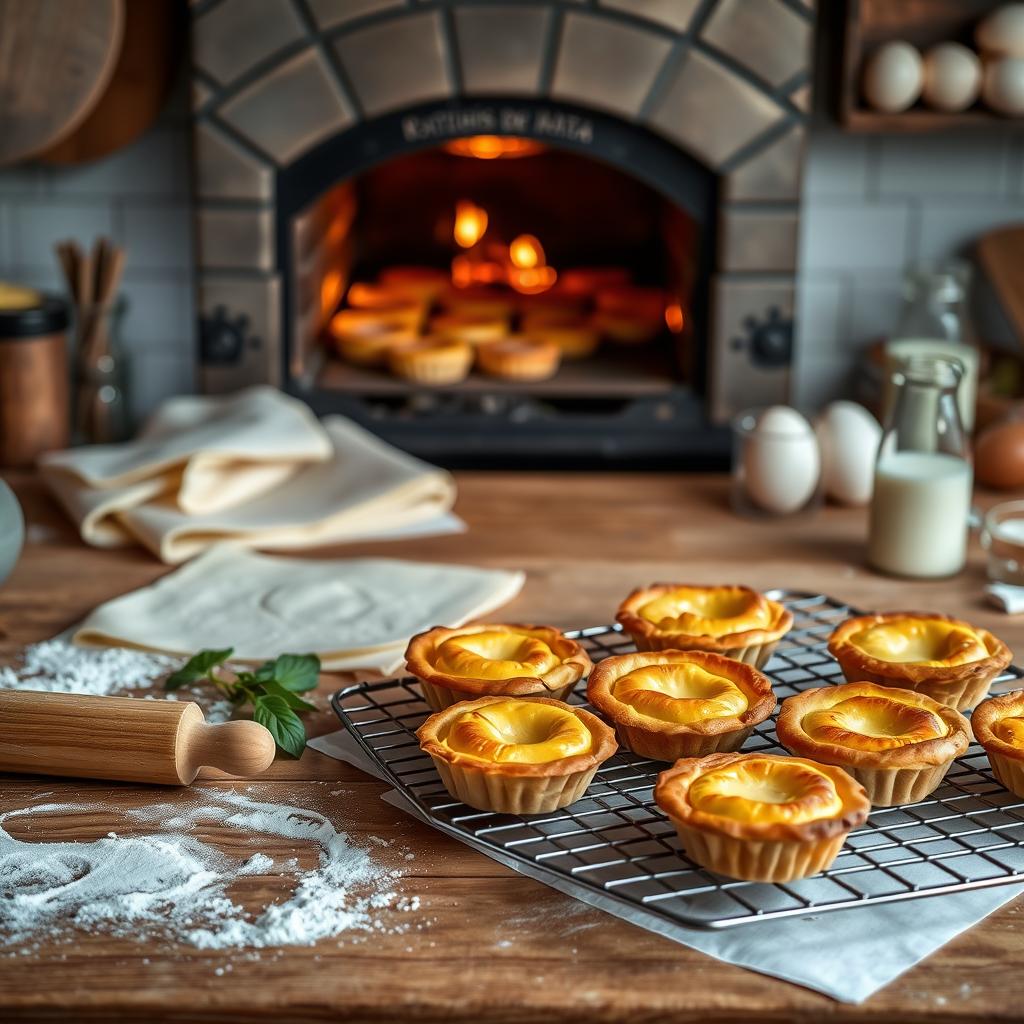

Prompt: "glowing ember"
[453,200,488,249]
[509,265,557,295]
[444,136,544,160]
[509,234,544,270]
[665,302,686,333]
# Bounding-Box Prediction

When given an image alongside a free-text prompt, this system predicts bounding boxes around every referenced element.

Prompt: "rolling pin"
[0,690,277,785]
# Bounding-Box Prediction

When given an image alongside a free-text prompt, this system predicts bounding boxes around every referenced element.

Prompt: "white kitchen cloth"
[74,546,524,673]
[310,727,1024,1003]
[45,414,458,563]
[40,387,332,546]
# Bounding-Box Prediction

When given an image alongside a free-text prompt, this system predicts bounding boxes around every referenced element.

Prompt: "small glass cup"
[981,501,1024,585]
[731,406,823,518]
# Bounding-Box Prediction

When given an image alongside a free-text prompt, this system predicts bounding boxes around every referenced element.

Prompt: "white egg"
[983,56,1024,114]
[741,406,821,514]
[863,42,924,112]
[922,43,982,111]
[977,3,1024,57]
[814,401,882,507]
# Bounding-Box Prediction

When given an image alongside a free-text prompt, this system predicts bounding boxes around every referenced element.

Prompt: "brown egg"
[976,420,1024,489]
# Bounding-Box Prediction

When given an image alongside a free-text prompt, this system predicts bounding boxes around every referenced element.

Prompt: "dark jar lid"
[0,294,70,338]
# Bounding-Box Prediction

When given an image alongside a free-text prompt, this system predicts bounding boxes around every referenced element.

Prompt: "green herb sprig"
[166,649,320,757]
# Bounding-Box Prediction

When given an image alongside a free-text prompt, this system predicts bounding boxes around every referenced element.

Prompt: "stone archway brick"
[646,49,787,170]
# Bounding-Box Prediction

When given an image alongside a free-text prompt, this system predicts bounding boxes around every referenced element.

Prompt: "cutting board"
[0,0,124,166]
[40,0,185,166]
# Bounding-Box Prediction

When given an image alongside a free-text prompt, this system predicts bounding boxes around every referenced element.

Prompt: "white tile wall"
[1,74,1022,425]
[794,128,1024,410]
[0,85,196,425]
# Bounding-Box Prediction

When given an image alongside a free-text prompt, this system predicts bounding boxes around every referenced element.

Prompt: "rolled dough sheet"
[111,416,456,564]
[73,546,525,671]
[40,386,331,519]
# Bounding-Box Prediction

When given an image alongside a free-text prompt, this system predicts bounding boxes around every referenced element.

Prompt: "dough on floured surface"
[73,547,525,672]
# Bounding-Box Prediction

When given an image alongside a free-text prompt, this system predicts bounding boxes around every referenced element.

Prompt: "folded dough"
[43,410,457,564]
[74,546,525,674]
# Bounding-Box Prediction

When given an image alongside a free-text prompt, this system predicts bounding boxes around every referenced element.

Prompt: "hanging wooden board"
[40,0,185,166]
[0,0,124,166]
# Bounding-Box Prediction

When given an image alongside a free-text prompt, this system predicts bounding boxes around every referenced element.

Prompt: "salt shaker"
[868,355,972,578]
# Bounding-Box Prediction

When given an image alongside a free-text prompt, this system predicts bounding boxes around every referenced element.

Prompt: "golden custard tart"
[388,337,473,384]
[617,584,793,666]
[654,752,870,882]
[776,682,970,806]
[587,650,776,761]
[972,690,1024,797]
[405,623,592,711]
[828,612,1012,711]
[417,695,617,813]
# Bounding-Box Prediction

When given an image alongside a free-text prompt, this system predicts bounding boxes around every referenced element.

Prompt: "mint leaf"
[261,679,316,712]
[253,695,306,757]
[166,647,233,691]
[271,653,320,693]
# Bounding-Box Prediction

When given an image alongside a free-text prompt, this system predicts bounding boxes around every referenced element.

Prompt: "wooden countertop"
[2,471,1022,1023]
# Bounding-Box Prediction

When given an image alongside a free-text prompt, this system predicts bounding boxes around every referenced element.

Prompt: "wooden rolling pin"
[0,691,277,785]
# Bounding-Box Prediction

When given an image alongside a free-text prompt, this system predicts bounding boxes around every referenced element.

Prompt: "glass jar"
[867,355,972,578]
[885,262,979,430]
[74,298,130,444]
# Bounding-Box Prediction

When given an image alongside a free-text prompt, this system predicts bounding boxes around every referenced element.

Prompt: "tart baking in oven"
[654,752,870,882]
[388,337,473,385]
[417,695,617,813]
[972,690,1024,797]
[616,584,793,666]
[405,623,593,711]
[476,336,561,381]
[586,650,776,760]
[776,682,970,806]
[828,612,1012,711]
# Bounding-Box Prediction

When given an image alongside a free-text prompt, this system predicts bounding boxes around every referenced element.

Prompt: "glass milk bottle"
[868,355,973,578]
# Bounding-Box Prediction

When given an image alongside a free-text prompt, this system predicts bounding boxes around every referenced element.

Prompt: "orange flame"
[509,234,544,270]
[665,302,685,334]
[444,136,544,160]
[454,200,488,249]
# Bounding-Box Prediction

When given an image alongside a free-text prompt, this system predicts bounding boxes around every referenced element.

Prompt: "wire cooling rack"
[332,592,1024,929]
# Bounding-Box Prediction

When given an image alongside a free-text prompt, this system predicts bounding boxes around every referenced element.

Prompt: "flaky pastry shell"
[776,682,970,806]
[655,752,869,882]
[828,612,1012,711]
[973,690,1024,798]
[616,584,793,667]
[586,650,776,761]
[405,623,592,711]
[417,695,617,813]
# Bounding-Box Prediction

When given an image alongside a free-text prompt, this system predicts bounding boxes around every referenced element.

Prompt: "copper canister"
[0,292,70,467]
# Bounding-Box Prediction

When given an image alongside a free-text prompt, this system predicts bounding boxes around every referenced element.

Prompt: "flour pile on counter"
[0,638,174,697]
[0,791,416,950]
[39,386,460,564]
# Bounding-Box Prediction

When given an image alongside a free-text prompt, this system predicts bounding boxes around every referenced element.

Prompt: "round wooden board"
[0,0,124,167]
[40,0,185,166]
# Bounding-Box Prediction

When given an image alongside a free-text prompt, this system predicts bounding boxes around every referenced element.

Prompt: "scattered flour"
[0,790,415,951]
[0,638,175,697]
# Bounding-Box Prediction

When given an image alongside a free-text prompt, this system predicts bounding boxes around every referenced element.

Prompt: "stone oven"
[190,0,813,464]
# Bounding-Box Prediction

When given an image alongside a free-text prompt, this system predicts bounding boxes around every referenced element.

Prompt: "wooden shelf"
[839,0,1024,133]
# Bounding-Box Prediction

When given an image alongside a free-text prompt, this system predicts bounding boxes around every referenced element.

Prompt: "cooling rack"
[332,592,1024,929]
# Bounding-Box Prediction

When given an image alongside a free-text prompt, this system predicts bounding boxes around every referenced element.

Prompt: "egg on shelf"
[863,42,924,112]
[976,418,1024,489]
[983,56,1024,114]
[739,406,821,515]
[922,43,982,111]
[814,401,882,507]
[977,4,1024,58]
